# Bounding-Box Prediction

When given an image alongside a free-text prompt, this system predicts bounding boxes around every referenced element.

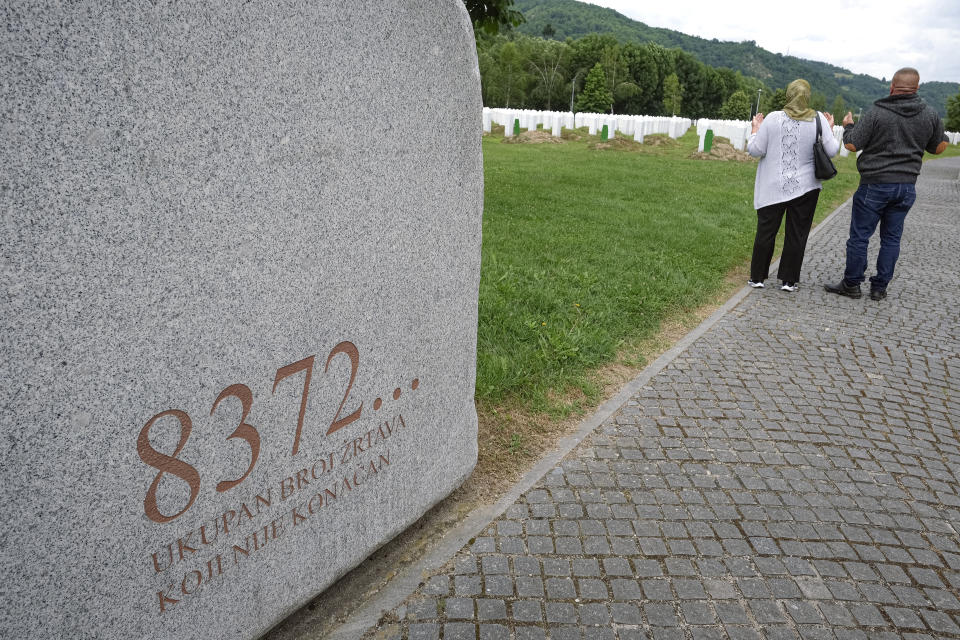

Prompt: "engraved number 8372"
[136,341,361,524]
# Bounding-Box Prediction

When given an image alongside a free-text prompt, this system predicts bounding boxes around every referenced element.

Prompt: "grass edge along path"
[465,127,869,504]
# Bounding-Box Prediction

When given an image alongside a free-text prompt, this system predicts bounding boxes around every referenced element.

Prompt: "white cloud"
[579,0,960,83]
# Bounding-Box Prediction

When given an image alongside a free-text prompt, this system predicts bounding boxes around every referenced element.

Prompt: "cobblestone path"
[372,157,960,640]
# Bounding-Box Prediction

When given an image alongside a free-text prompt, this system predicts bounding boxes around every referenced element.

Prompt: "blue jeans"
[843,183,916,290]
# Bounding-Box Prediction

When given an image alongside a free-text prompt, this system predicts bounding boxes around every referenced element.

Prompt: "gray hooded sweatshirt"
[842,93,947,185]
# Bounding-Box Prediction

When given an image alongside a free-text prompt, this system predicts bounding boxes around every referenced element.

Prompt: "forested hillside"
[476,30,770,119]
[511,0,957,117]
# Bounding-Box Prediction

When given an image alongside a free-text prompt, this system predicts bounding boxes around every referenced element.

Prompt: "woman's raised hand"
[751,112,764,133]
[824,112,835,128]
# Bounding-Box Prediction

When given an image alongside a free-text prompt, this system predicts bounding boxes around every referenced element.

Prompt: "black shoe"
[870,288,887,301]
[824,280,862,299]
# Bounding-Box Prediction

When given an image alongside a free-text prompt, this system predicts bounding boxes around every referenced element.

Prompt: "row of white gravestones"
[482,107,693,141]
[695,118,850,156]
[947,131,960,145]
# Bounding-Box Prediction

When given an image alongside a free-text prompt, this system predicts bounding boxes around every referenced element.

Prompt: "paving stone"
[481,556,509,575]
[408,623,440,640]
[577,602,609,626]
[644,602,679,626]
[849,604,886,627]
[476,599,507,621]
[577,578,609,600]
[511,600,542,623]
[543,558,571,576]
[514,557,541,576]
[715,602,750,624]
[783,600,824,624]
[445,597,475,619]
[546,577,577,600]
[478,623,510,640]
[748,599,786,624]
[641,579,674,600]
[611,578,643,601]
[443,623,477,640]
[573,558,602,577]
[454,576,482,596]
[634,559,664,577]
[545,602,577,624]
[819,602,856,627]
[681,601,718,625]
[483,576,514,597]
[515,576,544,598]
[610,602,643,624]
[601,557,631,576]
[406,598,438,621]
[919,608,960,634]
[515,628,547,640]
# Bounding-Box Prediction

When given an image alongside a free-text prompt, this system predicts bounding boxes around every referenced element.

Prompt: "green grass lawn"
[477,128,861,413]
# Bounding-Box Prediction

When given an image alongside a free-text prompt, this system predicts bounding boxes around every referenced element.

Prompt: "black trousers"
[750,188,820,283]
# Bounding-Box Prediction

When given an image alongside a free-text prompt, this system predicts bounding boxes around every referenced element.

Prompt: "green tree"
[601,44,641,114]
[542,23,555,39]
[526,38,570,110]
[810,91,827,112]
[464,0,524,34]
[945,91,960,131]
[663,72,683,116]
[830,94,846,121]
[719,90,751,120]
[490,40,529,108]
[766,88,788,112]
[575,63,613,113]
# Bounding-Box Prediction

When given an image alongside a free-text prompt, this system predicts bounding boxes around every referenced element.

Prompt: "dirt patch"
[643,134,679,147]
[502,129,564,144]
[689,138,756,162]
[590,137,646,152]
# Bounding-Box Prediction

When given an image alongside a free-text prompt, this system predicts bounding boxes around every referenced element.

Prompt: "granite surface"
[0,1,482,638]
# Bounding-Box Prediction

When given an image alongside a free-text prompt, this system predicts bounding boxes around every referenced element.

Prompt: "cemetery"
[483,107,872,158]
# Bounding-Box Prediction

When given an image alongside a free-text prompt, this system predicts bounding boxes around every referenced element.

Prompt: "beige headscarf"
[783,79,816,121]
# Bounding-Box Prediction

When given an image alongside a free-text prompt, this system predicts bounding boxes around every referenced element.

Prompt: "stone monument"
[0,1,483,638]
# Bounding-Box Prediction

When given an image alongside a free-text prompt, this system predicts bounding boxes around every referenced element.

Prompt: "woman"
[746,79,839,291]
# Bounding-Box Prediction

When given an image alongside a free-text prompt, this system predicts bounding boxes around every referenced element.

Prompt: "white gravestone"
[0,1,482,639]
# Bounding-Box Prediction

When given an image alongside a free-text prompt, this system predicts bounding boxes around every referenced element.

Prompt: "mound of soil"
[689,140,756,162]
[502,129,565,144]
[590,137,645,151]
[643,134,678,147]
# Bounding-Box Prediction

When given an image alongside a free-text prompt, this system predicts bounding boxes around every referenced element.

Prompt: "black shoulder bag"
[813,112,837,180]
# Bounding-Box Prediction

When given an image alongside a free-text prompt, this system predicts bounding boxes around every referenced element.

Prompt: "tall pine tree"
[575,63,613,114]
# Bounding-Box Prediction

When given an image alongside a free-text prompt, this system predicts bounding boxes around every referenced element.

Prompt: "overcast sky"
[580,0,960,84]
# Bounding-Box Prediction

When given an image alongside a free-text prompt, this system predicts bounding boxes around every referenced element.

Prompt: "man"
[824,67,948,301]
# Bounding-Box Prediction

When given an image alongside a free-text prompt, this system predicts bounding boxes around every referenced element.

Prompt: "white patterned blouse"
[746,110,840,210]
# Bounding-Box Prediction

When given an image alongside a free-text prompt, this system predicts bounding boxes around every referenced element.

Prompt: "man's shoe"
[824,280,862,299]
[748,280,765,288]
[870,288,887,301]
[780,281,798,292]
